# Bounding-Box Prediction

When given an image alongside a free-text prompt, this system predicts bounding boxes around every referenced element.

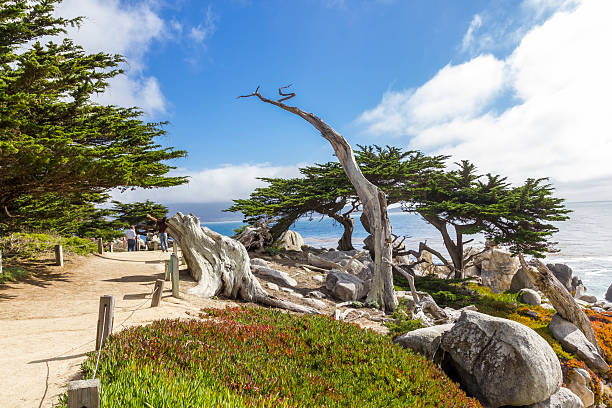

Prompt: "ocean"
[202,201,612,300]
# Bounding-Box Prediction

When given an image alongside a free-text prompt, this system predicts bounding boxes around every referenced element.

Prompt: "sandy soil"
[0,249,386,407]
[0,250,235,408]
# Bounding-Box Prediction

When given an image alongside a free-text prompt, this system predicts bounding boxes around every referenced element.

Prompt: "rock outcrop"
[251,265,297,288]
[440,311,562,407]
[277,230,304,252]
[606,283,612,302]
[325,270,369,301]
[566,369,594,408]
[480,248,520,293]
[510,265,537,291]
[393,324,453,362]
[548,313,609,374]
[526,387,584,408]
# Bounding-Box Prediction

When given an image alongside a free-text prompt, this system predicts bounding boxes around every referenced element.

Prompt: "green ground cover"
[392,274,611,406]
[62,307,482,407]
[0,232,97,283]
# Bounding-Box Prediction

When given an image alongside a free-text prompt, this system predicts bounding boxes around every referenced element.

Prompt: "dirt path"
[0,251,233,408]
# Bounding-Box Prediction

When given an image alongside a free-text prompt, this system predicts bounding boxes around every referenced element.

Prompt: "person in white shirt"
[124,225,137,251]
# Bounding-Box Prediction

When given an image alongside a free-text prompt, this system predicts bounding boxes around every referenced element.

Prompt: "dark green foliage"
[226,145,445,250]
[0,0,187,229]
[0,192,120,240]
[64,307,481,407]
[0,266,29,283]
[0,231,96,259]
[402,160,570,276]
[386,299,425,338]
[110,200,167,234]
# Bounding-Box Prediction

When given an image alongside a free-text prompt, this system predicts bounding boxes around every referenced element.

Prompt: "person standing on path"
[124,225,137,251]
[147,213,169,252]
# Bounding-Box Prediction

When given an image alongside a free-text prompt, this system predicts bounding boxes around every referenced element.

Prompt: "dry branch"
[240,86,397,312]
[518,253,603,355]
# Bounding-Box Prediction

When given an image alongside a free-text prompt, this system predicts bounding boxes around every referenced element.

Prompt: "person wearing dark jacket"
[146,213,169,252]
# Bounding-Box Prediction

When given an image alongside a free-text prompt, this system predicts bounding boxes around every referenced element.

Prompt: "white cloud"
[111,164,303,204]
[359,55,506,139]
[360,0,612,201]
[189,6,218,44]
[56,0,165,71]
[93,75,166,115]
[461,14,483,52]
[52,0,167,116]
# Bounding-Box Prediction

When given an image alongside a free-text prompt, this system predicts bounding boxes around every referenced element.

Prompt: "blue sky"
[54,0,612,219]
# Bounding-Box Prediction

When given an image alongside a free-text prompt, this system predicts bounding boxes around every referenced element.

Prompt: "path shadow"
[104,273,164,283]
[123,292,149,300]
[28,352,88,364]
[0,291,16,300]
[96,254,167,264]
[0,260,71,299]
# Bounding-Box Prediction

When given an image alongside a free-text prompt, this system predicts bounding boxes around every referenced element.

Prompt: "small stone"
[304,298,326,309]
[579,294,597,304]
[291,292,303,298]
[266,282,279,291]
[311,275,324,283]
[308,290,326,299]
[527,387,583,408]
[250,258,269,268]
[281,287,294,293]
[520,288,542,306]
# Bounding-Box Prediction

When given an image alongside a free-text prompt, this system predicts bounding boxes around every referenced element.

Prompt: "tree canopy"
[401,160,570,277]
[226,145,446,251]
[111,200,168,235]
[0,0,187,228]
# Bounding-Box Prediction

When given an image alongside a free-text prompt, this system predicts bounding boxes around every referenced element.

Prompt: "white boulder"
[441,310,562,407]
[520,288,542,306]
[480,248,520,293]
[277,230,304,252]
[548,313,609,374]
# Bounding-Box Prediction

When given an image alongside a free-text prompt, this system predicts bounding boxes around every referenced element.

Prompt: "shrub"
[0,266,29,284]
[63,307,482,407]
[0,232,96,260]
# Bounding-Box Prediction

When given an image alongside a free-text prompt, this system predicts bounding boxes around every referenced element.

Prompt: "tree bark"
[167,212,317,314]
[240,88,398,312]
[330,214,355,251]
[270,212,300,242]
[518,253,603,356]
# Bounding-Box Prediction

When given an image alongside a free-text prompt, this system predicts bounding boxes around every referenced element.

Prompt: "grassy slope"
[60,307,482,408]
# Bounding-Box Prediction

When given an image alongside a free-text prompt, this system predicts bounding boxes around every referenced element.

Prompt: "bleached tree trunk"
[240,87,398,312]
[167,212,317,314]
[518,253,603,355]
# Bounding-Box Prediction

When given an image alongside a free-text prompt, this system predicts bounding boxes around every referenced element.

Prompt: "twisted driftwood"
[167,212,316,314]
[518,253,603,356]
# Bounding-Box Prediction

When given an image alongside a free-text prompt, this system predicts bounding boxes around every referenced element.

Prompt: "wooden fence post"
[109,243,113,253]
[164,260,171,281]
[171,253,179,298]
[95,295,115,350]
[54,244,64,267]
[68,379,100,408]
[97,238,103,254]
[151,279,164,307]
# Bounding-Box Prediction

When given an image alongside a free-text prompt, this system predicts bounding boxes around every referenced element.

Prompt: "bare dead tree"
[239,86,398,312]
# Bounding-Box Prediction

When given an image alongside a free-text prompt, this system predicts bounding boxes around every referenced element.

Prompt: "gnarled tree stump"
[167,212,316,314]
